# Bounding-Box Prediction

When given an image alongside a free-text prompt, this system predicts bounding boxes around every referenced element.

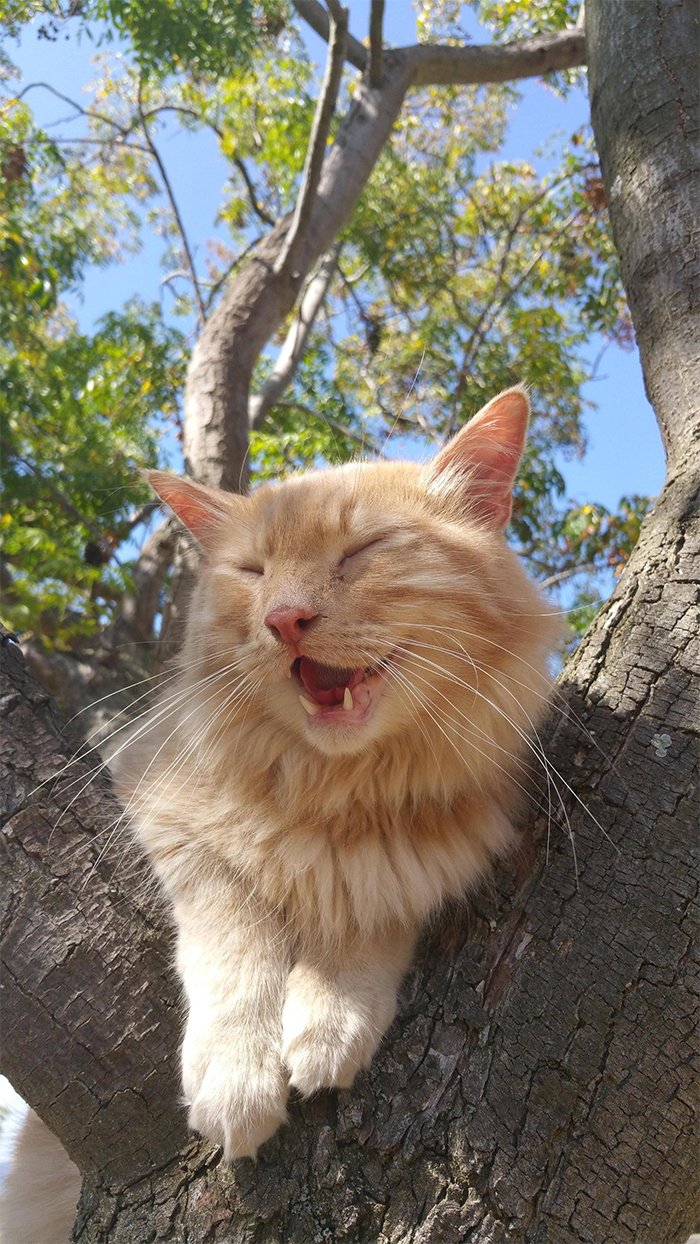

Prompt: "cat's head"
[147,388,559,768]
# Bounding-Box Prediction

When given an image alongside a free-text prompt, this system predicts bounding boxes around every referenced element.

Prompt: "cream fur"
[0,1110,80,1244]
[108,388,561,1159]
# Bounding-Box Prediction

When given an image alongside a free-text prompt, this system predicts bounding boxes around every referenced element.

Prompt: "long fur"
[5,392,562,1220]
[113,406,561,1158]
[0,1111,80,1244]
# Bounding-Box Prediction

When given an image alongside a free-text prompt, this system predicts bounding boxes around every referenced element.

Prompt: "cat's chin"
[290,656,390,755]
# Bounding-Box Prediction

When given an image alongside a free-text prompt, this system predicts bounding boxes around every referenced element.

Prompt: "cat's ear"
[425,387,529,528]
[145,471,241,549]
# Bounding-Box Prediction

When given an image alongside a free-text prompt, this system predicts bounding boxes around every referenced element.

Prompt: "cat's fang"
[343,687,353,711]
[299,696,321,716]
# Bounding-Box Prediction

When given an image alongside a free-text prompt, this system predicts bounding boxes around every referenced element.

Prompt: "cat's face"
[149,389,558,764]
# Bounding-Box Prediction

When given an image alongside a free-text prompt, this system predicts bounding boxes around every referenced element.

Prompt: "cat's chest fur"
[133,740,513,940]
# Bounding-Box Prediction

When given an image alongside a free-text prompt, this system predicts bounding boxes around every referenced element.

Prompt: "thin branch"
[540,563,593,590]
[142,104,277,227]
[575,3,586,30]
[46,136,152,154]
[16,81,134,137]
[249,241,342,430]
[124,501,159,534]
[274,401,372,449]
[204,233,265,311]
[274,4,348,278]
[136,83,206,329]
[232,156,276,226]
[369,0,385,88]
[291,0,367,71]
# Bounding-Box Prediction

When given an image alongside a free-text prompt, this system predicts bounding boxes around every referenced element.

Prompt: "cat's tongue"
[299,657,365,705]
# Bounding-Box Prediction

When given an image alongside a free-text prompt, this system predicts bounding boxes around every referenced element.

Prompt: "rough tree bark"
[1,3,698,1242]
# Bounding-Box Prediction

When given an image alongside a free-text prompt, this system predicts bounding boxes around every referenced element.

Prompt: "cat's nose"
[265,605,320,646]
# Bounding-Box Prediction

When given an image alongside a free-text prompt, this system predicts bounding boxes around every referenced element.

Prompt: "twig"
[274,401,372,449]
[369,0,385,88]
[204,234,265,311]
[232,155,275,226]
[540,564,592,590]
[124,501,159,534]
[136,81,206,329]
[274,3,348,278]
[142,104,276,226]
[16,82,134,138]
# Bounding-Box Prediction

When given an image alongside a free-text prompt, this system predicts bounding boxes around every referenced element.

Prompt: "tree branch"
[136,85,206,329]
[249,241,342,430]
[404,27,586,85]
[112,518,178,650]
[142,104,277,228]
[291,0,367,71]
[369,0,385,88]
[274,400,372,449]
[274,4,348,278]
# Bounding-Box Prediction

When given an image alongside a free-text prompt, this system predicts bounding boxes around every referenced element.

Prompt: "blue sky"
[8,1,666,512]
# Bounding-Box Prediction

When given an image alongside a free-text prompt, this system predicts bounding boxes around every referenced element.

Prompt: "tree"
[1,1,697,1241]
[2,0,648,686]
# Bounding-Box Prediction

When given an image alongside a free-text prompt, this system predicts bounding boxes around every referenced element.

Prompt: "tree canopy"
[1,0,650,656]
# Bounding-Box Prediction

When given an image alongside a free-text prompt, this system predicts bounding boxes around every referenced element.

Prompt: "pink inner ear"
[430,389,529,528]
[146,471,232,546]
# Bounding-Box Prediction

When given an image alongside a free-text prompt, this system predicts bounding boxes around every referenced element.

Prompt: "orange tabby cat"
[114,386,559,1160]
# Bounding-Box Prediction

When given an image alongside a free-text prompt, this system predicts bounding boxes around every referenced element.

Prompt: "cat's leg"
[281,927,415,1095]
[176,881,291,1160]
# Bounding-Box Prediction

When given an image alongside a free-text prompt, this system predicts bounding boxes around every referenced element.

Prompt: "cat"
[109,385,560,1161]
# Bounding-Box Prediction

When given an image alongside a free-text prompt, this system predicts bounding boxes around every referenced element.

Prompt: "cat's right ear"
[145,471,242,550]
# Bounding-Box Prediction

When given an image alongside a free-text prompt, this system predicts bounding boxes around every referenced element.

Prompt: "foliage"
[1,302,186,641]
[0,0,650,651]
[97,0,288,79]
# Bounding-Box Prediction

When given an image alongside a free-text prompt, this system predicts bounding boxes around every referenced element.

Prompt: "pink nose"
[265,605,319,646]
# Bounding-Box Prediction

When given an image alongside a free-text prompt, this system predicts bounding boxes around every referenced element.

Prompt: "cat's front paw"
[183,1030,288,1159]
[281,967,396,1096]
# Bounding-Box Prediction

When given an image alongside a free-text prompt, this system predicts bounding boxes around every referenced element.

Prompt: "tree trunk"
[1,4,698,1241]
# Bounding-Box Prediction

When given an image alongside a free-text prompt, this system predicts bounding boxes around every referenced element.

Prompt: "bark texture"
[1,4,698,1242]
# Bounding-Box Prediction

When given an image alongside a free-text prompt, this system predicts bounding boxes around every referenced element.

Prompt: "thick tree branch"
[249,241,342,430]
[405,26,586,85]
[183,57,413,491]
[290,8,585,85]
[587,0,698,467]
[274,4,348,278]
[111,517,178,650]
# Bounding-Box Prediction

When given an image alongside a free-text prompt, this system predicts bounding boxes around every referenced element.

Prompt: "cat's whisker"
[385,640,609,864]
[78,670,259,887]
[35,646,246,802]
[61,658,251,850]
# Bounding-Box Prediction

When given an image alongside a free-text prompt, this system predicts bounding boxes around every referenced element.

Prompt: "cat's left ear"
[425,386,529,528]
[145,470,243,550]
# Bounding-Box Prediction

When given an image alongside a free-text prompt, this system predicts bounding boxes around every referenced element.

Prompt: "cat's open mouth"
[291,656,387,726]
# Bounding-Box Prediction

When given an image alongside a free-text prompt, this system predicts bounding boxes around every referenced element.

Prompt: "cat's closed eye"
[237,564,265,576]
[338,538,384,576]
